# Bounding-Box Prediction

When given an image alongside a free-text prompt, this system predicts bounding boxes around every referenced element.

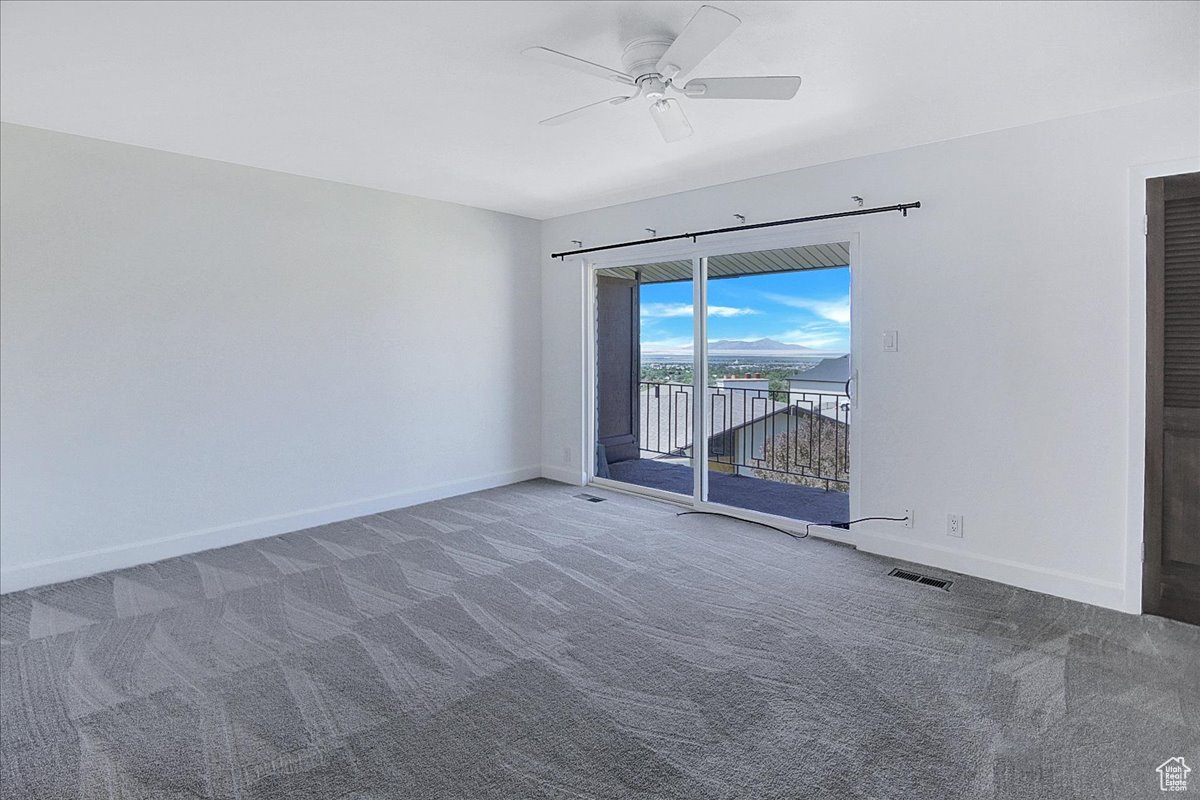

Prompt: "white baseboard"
[853,528,1128,612]
[0,465,541,594]
[539,465,586,486]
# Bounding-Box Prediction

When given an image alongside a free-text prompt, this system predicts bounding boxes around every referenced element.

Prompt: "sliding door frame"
[584,225,862,538]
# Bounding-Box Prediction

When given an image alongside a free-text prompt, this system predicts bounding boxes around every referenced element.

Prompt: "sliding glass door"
[702,246,851,524]
[592,240,852,526]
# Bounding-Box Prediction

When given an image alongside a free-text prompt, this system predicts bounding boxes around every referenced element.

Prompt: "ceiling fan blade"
[656,5,741,81]
[522,46,636,85]
[539,96,632,126]
[682,76,802,100]
[649,99,693,143]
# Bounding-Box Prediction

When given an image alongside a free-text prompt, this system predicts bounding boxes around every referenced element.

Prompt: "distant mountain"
[707,338,813,352]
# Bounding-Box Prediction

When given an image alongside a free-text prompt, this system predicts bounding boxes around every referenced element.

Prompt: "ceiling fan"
[523,4,801,143]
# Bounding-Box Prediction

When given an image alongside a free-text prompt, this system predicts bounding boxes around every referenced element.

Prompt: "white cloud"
[772,320,849,350]
[641,302,693,318]
[776,332,844,349]
[709,305,760,318]
[764,293,850,324]
[640,336,694,352]
[641,302,759,319]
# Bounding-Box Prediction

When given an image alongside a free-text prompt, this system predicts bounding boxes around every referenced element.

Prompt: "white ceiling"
[2,1,1197,219]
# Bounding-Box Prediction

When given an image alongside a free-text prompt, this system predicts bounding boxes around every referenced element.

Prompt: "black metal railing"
[638,381,850,491]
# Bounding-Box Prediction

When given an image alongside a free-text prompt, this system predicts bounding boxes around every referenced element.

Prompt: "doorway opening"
[591,241,853,525]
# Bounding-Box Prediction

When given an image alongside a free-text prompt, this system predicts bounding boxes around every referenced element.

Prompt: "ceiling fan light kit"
[650,99,694,142]
[524,4,802,143]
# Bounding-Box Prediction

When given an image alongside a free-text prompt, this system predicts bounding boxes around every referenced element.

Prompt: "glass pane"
[703,244,852,523]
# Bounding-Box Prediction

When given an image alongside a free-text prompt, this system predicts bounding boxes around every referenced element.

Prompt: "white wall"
[0,123,541,592]
[541,92,1200,612]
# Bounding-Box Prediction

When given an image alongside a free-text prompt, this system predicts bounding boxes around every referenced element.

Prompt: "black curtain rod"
[551,201,921,260]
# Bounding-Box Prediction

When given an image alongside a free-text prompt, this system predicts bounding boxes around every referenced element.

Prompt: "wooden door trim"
[1142,175,1165,613]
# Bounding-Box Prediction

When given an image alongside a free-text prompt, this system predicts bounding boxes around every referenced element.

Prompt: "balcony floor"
[607,457,849,523]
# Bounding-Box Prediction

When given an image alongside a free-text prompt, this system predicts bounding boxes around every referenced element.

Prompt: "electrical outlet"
[904,508,914,529]
[947,514,963,537]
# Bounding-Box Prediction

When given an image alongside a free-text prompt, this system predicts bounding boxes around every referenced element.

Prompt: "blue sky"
[639,267,850,353]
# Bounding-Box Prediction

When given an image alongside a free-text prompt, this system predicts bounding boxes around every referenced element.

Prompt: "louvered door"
[1144,171,1200,624]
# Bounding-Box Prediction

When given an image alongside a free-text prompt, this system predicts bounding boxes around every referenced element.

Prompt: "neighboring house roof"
[706,389,792,443]
[788,354,850,383]
[639,385,783,453]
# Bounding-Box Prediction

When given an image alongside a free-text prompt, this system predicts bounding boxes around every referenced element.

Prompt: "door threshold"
[695,499,857,546]
[589,477,693,507]
[588,477,856,547]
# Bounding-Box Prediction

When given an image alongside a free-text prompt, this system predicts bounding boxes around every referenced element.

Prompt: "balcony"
[602,381,850,524]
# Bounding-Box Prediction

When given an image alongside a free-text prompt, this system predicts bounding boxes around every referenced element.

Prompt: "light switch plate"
[882,330,899,352]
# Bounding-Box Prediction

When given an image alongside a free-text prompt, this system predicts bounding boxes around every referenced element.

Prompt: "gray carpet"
[0,479,1196,799]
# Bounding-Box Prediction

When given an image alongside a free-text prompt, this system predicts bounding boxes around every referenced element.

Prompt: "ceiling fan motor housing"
[622,36,674,82]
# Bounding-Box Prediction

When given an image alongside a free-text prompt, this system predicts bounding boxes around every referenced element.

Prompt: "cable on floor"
[675,511,911,541]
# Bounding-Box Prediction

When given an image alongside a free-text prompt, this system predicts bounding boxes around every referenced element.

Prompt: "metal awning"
[602,241,850,284]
